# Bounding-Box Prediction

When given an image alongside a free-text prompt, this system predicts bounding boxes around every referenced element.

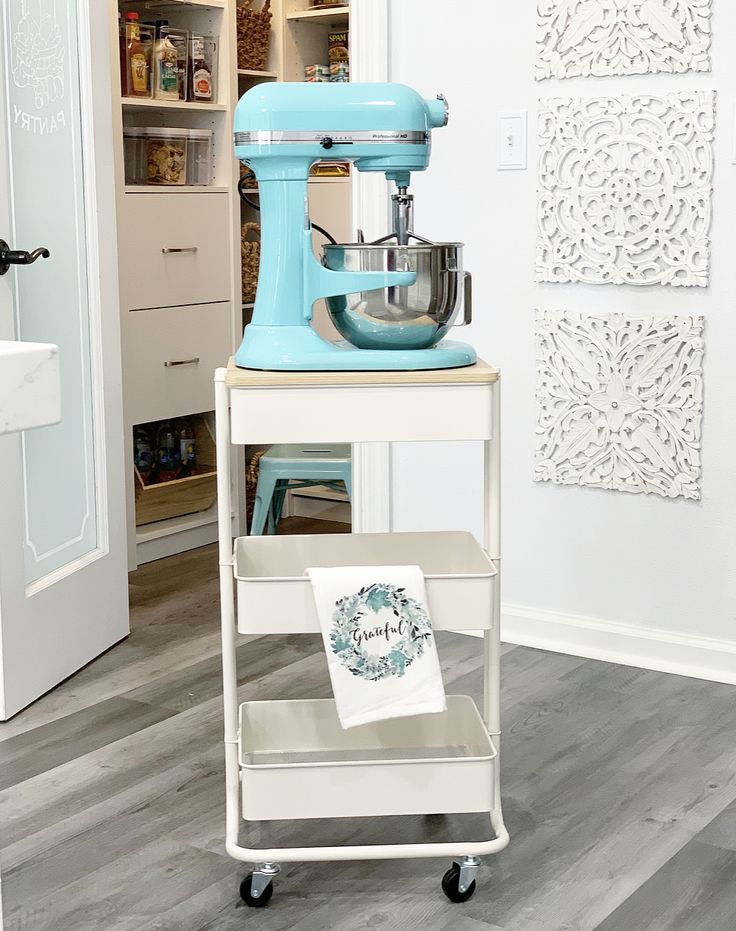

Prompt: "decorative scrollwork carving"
[536,0,712,80]
[536,92,715,288]
[535,309,704,500]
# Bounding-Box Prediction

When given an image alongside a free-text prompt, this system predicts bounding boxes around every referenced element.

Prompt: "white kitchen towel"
[306,565,446,729]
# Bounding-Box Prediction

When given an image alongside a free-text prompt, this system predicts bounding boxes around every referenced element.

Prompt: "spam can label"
[328,32,349,63]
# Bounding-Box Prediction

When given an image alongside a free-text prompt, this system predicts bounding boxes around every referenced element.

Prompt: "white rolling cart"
[215,359,509,909]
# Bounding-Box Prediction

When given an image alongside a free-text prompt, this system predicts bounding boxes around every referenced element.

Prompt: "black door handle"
[0,239,50,276]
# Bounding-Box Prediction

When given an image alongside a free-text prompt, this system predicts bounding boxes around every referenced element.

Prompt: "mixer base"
[235,325,477,372]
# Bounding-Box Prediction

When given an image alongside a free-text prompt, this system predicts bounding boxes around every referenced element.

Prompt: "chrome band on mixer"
[234,130,429,146]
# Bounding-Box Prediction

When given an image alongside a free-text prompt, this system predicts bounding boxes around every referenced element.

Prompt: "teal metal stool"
[250,443,352,535]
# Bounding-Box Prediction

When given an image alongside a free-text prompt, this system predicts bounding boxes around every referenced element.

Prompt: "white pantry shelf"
[136,506,218,544]
[286,7,349,26]
[114,0,241,567]
[120,0,225,9]
[121,97,227,112]
[125,185,230,194]
[238,69,279,79]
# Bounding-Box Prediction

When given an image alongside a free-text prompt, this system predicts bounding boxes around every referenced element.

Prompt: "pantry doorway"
[0,0,128,718]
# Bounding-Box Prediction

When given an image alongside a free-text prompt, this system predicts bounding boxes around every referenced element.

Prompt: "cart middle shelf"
[233,530,497,635]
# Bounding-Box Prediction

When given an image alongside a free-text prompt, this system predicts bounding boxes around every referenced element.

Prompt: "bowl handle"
[454,271,473,327]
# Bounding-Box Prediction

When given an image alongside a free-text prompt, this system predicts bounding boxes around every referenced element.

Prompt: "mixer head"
[233,82,449,186]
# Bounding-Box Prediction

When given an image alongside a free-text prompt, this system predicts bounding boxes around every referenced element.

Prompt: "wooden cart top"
[224,358,499,388]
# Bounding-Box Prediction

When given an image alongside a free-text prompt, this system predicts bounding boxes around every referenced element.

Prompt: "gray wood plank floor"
[2,541,736,930]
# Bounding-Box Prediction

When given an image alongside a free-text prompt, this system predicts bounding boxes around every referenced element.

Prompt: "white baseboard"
[498,603,736,686]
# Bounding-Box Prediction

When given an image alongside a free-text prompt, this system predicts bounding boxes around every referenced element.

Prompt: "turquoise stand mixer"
[233,82,475,371]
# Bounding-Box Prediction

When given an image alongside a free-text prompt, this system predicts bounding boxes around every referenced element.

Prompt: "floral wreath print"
[330,582,434,682]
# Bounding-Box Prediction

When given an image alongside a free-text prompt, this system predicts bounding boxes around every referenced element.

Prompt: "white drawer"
[125,302,231,424]
[119,193,231,310]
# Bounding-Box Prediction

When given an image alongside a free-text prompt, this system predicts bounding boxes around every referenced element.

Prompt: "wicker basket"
[237,0,272,72]
[245,449,265,531]
[241,222,261,304]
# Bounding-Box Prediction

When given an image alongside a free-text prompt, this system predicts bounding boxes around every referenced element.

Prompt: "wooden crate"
[135,416,217,527]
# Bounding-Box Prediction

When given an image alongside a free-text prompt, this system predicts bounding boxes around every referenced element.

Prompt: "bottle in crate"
[179,421,197,477]
[134,425,154,483]
[156,421,181,481]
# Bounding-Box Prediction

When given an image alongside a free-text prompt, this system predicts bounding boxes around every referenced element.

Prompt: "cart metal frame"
[215,360,509,900]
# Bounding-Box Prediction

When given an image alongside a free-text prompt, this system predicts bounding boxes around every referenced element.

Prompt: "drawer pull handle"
[161,247,198,255]
[164,358,200,368]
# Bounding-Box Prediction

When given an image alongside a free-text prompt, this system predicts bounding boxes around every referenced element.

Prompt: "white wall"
[388,1,736,677]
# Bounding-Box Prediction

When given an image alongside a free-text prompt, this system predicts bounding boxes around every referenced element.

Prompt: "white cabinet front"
[119,193,232,311]
[125,302,231,424]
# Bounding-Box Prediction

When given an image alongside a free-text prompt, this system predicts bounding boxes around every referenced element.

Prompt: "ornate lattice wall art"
[536,0,712,80]
[536,92,714,288]
[535,310,704,500]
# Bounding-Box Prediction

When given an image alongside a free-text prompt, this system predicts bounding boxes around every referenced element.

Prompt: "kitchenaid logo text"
[13,104,66,135]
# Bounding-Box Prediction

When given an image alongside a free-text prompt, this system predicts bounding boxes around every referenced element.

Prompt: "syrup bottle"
[125,13,149,97]
[189,36,213,102]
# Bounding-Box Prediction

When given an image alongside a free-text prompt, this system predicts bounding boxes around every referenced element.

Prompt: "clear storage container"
[123,127,148,185]
[186,128,214,185]
[123,127,188,186]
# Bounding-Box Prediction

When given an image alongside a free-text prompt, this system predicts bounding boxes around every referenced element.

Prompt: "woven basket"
[241,222,261,304]
[237,0,272,72]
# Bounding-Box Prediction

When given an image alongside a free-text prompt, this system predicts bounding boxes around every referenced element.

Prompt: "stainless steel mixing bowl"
[322,241,471,351]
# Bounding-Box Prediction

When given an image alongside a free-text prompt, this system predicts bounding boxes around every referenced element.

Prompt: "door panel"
[6,0,99,583]
[0,0,128,719]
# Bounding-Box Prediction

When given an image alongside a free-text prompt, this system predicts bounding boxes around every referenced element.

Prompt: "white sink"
[0,340,61,435]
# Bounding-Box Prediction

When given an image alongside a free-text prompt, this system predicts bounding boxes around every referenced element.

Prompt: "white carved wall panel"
[535,309,704,500]
[536,0,712,80]
[536,92,715,288]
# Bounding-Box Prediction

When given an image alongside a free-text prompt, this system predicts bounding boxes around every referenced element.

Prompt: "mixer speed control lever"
[320,136,334,149]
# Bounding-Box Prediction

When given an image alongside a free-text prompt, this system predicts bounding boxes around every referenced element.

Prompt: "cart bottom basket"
[239,694,496,822]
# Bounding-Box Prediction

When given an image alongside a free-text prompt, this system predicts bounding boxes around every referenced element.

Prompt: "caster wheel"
[240,873,273,908]
[441,865,476,903]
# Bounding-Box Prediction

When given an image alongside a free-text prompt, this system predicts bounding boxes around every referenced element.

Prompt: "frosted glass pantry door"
[0,0,129,719]
[7,0,96,582]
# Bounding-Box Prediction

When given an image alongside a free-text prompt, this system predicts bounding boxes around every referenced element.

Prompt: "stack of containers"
[119,15,218,103]
[123,127,214,186]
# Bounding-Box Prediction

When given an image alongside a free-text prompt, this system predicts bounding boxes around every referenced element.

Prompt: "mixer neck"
[391,188,414,246]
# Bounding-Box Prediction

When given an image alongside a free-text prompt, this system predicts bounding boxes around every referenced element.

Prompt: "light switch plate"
[497,110,527,170]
